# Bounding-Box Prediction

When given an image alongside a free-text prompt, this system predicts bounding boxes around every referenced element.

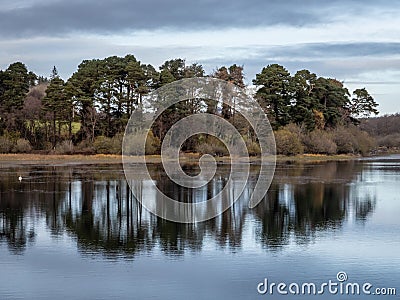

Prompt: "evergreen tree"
[291,70,318,130]
[253,64,293,129]
[42,70,67,147]
[313,78,350,127]
[349,88,379,117]
[1,62,30,112]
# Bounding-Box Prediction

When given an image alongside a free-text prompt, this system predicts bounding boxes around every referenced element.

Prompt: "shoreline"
[0,153,362,165]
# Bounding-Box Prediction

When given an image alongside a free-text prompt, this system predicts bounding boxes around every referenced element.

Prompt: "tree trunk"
[53,111,56,148]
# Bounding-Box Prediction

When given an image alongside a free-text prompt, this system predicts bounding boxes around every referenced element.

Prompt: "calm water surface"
[0,156,399,299]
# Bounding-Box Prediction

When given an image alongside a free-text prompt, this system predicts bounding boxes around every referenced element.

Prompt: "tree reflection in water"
[0,161,377,257]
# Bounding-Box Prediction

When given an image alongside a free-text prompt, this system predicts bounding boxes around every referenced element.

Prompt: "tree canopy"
[0,56,379,155]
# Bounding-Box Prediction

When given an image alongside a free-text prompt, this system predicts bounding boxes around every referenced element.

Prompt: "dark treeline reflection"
[0,161,377,257]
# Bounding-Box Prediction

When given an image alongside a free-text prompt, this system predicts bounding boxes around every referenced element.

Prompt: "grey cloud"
[2,39,400,81]
[0,0,397,37]
[1,37,399,114]
[269,42,400,59]
[199,42,400,80]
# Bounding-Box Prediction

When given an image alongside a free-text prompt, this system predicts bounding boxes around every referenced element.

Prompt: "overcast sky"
[1,0,399,114]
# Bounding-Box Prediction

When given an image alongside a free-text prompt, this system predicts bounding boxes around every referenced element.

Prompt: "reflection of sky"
[14,158,400,253]
[1,159,400,299]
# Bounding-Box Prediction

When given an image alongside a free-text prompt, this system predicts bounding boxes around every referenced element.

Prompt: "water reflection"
[0,160,379,257]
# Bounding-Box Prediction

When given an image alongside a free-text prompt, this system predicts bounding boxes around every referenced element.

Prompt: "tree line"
[360,113,400,151]
[0,54,381,155]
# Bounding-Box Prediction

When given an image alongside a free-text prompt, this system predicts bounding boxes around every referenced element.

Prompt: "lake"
[0,156,399,299]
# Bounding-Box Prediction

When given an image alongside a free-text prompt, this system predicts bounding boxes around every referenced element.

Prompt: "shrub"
[14,139,32,153]
[55,140,75,154]
[240,135,261,156]
[75,140,95,155]
[284,123,304,136]
[43,141,54,152]
[352,129,375,156]
[195,136,228,156]
[332,126,376,155]
[246,140,261,156]
[124,133,143,155]
[145,131,161,155]
[333,126,355,154]
[94,134,123,155]
[0,136,14,153]
[195,142,228,156]
[274,129,304,155]
[124,130,160,155]
[303,130,337,154]
[377,133,400,148]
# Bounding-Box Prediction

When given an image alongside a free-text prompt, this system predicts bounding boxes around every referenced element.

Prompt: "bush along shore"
[1,54,396,158]
[0,153,359,166]
[0,123,377,157]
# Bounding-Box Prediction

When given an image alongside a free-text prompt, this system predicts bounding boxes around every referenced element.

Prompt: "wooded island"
[0,55,396,156]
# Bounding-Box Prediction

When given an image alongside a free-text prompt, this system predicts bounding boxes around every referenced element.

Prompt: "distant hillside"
[360,114,400,149]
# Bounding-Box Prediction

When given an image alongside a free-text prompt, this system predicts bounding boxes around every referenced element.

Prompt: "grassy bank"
[0,154,122,165]
[275,154,359,163]
[0,153,359,165]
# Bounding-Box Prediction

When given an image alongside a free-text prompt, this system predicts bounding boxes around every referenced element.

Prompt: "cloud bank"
[1,0,399,113]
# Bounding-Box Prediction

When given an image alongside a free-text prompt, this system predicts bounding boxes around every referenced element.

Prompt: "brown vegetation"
[360,113,400,152]
[274,123,375,156]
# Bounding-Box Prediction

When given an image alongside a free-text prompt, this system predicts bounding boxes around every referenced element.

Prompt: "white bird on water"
[18,175,22,182]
